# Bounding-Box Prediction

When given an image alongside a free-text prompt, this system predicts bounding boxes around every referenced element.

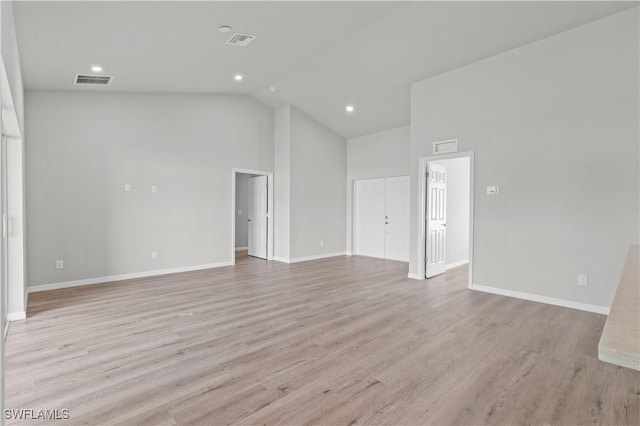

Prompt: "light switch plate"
[124,184,131,192]
[487,185,499,195]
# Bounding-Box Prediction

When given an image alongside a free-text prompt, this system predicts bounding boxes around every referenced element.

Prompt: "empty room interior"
[0,1,638,425]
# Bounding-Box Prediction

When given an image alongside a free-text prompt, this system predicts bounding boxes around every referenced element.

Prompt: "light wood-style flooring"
[5,254,640,425]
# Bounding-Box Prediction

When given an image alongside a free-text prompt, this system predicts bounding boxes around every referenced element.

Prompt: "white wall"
[0,0,26,321]
[1,0,24,136]
[410,9,639,308]
[346,126,409,253]
[0,0,26,415]
[290,106,346,259]
[433,157,470,267]
[274,104,347,261]
[234,173,250,249]
[274,105,291,260]
[26,91,274,287]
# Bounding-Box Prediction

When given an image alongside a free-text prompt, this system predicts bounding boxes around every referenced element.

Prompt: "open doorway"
[231,168,274,264]
[418,152,474,284]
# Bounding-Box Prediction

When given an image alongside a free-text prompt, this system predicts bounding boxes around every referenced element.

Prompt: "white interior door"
[248,175,268,259]
[426,163,447,277]
[354,178,385,258]
[384,176,410,261]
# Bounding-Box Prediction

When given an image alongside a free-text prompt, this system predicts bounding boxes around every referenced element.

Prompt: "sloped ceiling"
[14,1,637,138]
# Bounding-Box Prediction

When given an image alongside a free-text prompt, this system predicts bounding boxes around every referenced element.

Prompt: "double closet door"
[354,176,409,262]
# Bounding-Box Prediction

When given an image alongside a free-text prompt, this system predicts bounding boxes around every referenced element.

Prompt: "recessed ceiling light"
[345,105,355,113]
[218,26,232,33]
[234,74,244,82]
[91,65,103,72]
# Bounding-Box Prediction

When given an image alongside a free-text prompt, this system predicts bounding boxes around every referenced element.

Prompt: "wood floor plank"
[4,254,639,425]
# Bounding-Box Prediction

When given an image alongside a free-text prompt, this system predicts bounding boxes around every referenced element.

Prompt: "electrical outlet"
[124,184,131,192]
[151,185,158,193]
[152,251,158,260]
[486,185,499,195]
[578,274,588,286]
[55,260,64,269]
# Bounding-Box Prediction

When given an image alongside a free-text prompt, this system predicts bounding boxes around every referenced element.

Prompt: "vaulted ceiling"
[14,1,637,138]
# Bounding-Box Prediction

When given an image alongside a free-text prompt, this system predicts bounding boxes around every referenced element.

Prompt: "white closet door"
[384,176,410,262]
[354,178,386,259]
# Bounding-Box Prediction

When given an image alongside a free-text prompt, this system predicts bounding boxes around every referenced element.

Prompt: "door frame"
[231,168,274,264]
[417,151,474,288]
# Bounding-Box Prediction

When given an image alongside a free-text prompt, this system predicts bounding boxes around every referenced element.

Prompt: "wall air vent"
[433,139,458,155]
[226,33,256,47]
[74,74,112,85]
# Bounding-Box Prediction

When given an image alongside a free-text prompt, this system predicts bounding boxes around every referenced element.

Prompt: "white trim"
[446,259,469,270]
[273,252,346,264]
[407,273,423,280]
[417,151,474,286]
[470,284,610,315]
[28,262,233,294]
[235,246,248,251]
[291,252,347,263]
[232,168,274,264]
[355,254,409,264]
[4,322,9,340]
[6,311,25,321]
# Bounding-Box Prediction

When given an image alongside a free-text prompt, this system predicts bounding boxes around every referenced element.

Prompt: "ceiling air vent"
[74,74,112,86]
[226,33,256,47]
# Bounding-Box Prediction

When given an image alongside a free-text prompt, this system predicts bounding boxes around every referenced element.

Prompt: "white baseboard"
[273,252,346,264]
[408,273,424,280]
[7,311,26,321]
[446,259,469,269]
[291,252,346,263]
[28,261,234,294]
[470,284,610,315]
[235,246,248,251]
